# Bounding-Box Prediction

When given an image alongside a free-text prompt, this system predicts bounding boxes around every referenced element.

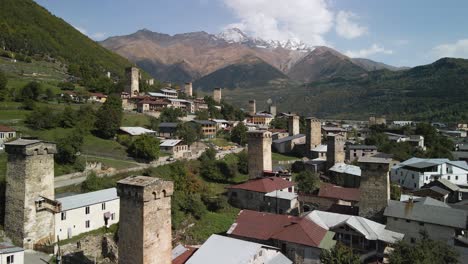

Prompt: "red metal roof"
[227,177,295,193]
[230,210,328,247]
[172,246,197,264]
[318,183,360,202]
[0,125,15,132]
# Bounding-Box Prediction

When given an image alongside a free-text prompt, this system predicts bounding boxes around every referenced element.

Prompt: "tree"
[94,95,123,139]
[25,106,58,129]
[58,81,75,90]
[59,106,77,128]
[159,107,185,122]
[128,135,160,161]
[295,170,320,194]
[45,88,55,101]
[231,122,247,146]
[320,243,360,264]
[195,110,210,120]
[391,183,401,200]
[270,117,288,129]
[389,231,459,264]
[176,122,202,146]
[148,116,160,131]
[199,147,217,163]
[237,150,248,175]
[21,81,42,101]
[0,69,7,90]
[55,128,84,164]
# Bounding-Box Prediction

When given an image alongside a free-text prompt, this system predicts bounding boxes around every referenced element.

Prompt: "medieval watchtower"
[4,139,58,249]
[184,82,193,97]
[288,115,300,136]
[125,67,139,97]
[326,134,345,169]
[213,88,222,103]
[248,100,256,116]
[306,117,321,153]
[247,131,272,179]
[117,176,174,264]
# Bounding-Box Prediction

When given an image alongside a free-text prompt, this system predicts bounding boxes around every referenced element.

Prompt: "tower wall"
[358,161,391,218]
[117,176,174,264]
[248,100,256,116]
[248,131,272,179]
[306,117,322,152]
[184,82,193,97]
[213,88,222,103]
[269,105,277,117]
[4,140,56,249]
[288,115,300,136]
[326,134,345,169]
[125,67,139,97]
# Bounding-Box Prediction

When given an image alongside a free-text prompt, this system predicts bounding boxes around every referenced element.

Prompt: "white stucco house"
[0,242,24,264]
[55,188,119,240]
[390,158,468,190]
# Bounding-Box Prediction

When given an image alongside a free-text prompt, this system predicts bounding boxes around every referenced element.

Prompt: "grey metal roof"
[347,145,377,150]
[384,198,467,228]
[192,120,215,125]
[5,138,41,146]
[273,134,305,144]
[0,242,24,254]
[265,191,297,200]
[186,234,289,264]
[429,186,451,196]
[159,122,178,128]
[448,161,468,171]
[119,127,156,136]
[57,188,118,211]
[329,163,361,177]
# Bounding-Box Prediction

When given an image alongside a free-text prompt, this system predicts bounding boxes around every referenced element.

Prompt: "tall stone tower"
[269,105,277,117]
[247,131,272,179]
[125,67,139,97]
[117,176,174,264]
[4,139,58,249]
[306,117,321,152]
[288,115,300,136]
[184,82,193,97]
[358,157,391,218]
[213,88,222,103]
[326,134,345,169]
[248,100,256,116]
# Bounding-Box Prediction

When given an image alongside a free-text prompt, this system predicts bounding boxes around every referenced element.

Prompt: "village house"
[390,157,468,190]
[299,183,360,213]
[227,177,296,213]
[0,242,24,264]
[321,127,347,138]
[346,145,378,161]
[55,188,119,240]
[0,125,16,150]
[89,92,107,103]
[272,134,306,154]
[191,120,217,139]
[160,139,189,159]
[391,121,414,127]
[137,99,169,113]
[185,234,292,264]
[193,98,208,112]
[246,113,274,127]
[161,88,178,98]
[384,132,425,149]
[227,210,336,264]
[328,163,362,188]
[307,210,403,261]
[211,119,230,130]
[384,197,467,245]
[158,122,179,138]
[423,179,468,203]
[168,98,194,113]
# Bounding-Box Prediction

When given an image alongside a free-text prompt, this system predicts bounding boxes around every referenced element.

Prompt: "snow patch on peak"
[216,28,249,44]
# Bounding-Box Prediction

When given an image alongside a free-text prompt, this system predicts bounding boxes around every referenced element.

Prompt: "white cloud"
[223,0,334,46]
[432,39,468,59]
[335,11,367,39]
[91,32,107,40]
[345,44,393,58]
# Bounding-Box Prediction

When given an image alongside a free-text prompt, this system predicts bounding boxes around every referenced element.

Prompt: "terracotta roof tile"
[0,125,15,132]
[318,183,360,202]
[173,246,197,264]
[227,177,295,193]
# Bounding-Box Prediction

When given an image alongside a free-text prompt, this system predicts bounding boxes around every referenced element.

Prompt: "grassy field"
[122,112,151,127]
[208,137,235,147]
[272,152,300,161]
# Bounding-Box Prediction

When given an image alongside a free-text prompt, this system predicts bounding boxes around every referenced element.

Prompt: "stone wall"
[306,118,321,155]
[247,131,272,179]
[125,67,139,97]
[288,115,300,136]
[326,134,345,169]
[248,100,256,116]
[213,88,222,103]
[358,161,390,218]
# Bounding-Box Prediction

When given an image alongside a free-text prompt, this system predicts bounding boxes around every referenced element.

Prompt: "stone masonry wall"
[358,162,390,218]
[248,131,272,179]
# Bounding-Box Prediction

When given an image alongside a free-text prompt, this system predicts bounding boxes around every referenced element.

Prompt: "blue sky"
[35,0,468,67]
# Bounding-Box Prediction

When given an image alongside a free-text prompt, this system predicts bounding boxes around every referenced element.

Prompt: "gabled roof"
[307,210,404,244]
[0,125,15,132]
[192,120,215,125]
[227,177,295,193]
[159,122,179,128]
[185,234,291,264]
[119,127,156,136]
[394,157,468,171]
[329,163,361,177]
[265,191,297,200]
[347,145,377,150]
[57,188,118,211]
[160,139,183,147]
[227,210,335,249]
[0,242,23,254]
[384,198,467,229]
[318,183,360,202]
[311,144,327,152]
[273,134,305,144]
[172,245,198,264]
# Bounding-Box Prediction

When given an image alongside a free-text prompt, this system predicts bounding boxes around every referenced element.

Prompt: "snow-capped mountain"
[216,28,312,51]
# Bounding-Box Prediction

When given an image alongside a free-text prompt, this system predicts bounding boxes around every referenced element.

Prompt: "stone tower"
[288,115,300,136]
[247,131,272,179]
[147,78,154,86]
[248,100,256,116]
[125,67,139,97]
[269,105,277,117]
[326,134,345,169]
[306,117,321,152]
[358,157,391,218]
[184,82,193,97]
[117,176,174,264]
[213,88,222,103]
[4,139,58,249]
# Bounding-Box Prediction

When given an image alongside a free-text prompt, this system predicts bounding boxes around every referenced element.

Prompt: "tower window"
[61,212,66,221]
[85,206,90,214]
[85,220,90,228]
[102,203,106,210]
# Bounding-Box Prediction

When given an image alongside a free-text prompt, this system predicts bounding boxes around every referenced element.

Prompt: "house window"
[85,220,90,228]
[111,213,115,220]
[353,153,357,157]
[61,212,66,221]
[456,176,459,181]
[414,183,416,188]
[85,206,90,214]
[7,255,14,264]
[426,176,428,181]
[448,176,451,180]
[406,219,411,223]
[102,203,106,210]
[419,222,424,226]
